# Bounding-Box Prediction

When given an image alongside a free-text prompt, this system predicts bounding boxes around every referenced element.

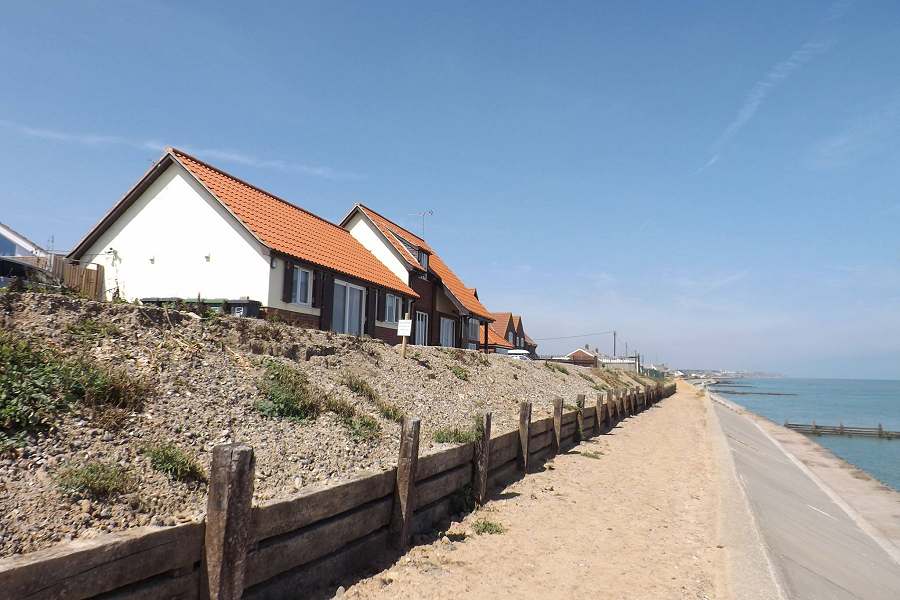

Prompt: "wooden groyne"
[785,422,898,440]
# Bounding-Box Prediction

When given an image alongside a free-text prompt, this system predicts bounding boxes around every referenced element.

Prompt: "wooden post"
[517,401,532,473]
[205,443,255,600]
[400,312,410,359]
[473,411,492,505]
[597,392,606,432]
[390,417,421,549]
[575,394,585,443]
[552,398,563,454]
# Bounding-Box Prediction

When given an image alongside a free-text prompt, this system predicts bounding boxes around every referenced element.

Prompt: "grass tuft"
[472,519,505,535]
[577,372,594,384]
[255,359,322,421]
[545,362,569,375]
[433,417,482,444]
[450,365,469,381]
[57,461,134,498]
[143,442,206,482]
[66,318,121,340]
[340,372,404,423]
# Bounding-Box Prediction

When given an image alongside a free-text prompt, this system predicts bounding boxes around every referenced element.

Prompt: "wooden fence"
[19,256,105,300]
[0,381,677,600]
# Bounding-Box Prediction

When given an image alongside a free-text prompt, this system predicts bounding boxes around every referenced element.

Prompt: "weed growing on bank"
[143,442,206,482]
[57,461,134,498]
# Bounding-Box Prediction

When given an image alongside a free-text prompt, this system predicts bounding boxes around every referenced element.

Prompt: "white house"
[69,148,417,340]
[0,223,47,258]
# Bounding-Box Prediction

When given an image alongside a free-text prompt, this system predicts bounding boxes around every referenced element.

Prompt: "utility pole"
[613,330,617,357]
[625,342,629,357]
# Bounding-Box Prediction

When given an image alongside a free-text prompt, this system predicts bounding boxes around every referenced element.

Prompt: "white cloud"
[0,119,359,180]
[805,94,900,169]
[706,40,829,165]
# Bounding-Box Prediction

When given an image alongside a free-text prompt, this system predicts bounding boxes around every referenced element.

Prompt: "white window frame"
[291,267,313,306]
[384,293,401,324]
[333,279,367,335]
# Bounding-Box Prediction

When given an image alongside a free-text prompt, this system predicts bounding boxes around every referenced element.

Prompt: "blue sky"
[1,1,898,378]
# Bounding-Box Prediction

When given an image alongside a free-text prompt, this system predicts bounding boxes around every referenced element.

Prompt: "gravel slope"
[0,292,657,557]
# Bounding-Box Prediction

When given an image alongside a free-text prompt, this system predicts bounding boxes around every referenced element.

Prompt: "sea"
[710,378,900,491]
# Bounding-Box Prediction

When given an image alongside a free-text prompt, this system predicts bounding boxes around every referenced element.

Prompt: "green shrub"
[450,365,469,381]
[57,461,134,498]
[255,359,322,421]
[0,331,146,447]
[1,332,77,437]
[472,519,505,535]
[143,442,206,482]
[578,372,594,384]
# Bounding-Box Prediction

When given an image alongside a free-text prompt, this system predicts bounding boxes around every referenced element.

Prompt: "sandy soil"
[342,382,724,600]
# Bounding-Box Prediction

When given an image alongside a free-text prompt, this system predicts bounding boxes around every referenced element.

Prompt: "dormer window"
[418,251,428,271]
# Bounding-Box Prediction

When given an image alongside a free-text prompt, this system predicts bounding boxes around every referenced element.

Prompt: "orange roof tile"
[487,323,515,349]
[354,204,493,320]
[490,312,513,335]
[169,150,416,298]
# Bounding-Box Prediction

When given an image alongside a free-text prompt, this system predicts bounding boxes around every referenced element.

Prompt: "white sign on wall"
[397,319,413,337]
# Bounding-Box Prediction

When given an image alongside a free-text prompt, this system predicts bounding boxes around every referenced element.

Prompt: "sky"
[1,1,898,379]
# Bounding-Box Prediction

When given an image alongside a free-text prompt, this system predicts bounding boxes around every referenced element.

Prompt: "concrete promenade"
[712,397,900,599]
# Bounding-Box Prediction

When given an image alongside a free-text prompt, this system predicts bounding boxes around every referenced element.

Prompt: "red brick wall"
[373,325,402,345]
[260,307,320,330]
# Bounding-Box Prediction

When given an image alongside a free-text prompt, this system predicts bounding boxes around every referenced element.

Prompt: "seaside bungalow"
[565,347,599,368]
[0,222,48,259]
[68,148,417,341]
[487,312,538,357]
[340,204,493,348]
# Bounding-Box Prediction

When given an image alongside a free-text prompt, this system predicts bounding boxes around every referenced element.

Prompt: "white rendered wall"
[80,163,271,303]
[345,213,410,285]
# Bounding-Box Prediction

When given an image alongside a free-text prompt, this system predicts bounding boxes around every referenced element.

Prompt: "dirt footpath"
[343,383,723,600]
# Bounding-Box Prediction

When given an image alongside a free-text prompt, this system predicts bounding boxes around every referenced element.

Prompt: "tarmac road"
[713,401,900,600]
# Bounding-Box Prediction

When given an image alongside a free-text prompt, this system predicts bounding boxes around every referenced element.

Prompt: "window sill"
[375,320,398,330]
[279,304,320,316]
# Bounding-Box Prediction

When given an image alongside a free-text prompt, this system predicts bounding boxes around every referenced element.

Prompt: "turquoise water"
[711,378,900,491]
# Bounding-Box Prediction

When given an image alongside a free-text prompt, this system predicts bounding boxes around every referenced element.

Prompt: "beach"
[338,381,900,600]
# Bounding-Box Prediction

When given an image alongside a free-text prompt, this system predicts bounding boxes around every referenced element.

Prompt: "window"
[440,317,456,347]
[332,280,365,336]
[291,267,312,305]
[415,311,429,345]
[507,331,514,343]
[468,318,481,341]
[384,293,401,323]
[418,251,429,271]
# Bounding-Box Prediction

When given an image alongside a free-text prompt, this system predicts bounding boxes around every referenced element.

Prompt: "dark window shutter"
[311,270,322,308]
[282,261,294,303]
[366,287,377,335]
[321,273,334,330]
[376,289,386,321]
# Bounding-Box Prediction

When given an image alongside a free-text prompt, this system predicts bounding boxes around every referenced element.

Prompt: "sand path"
[343,383,724,600]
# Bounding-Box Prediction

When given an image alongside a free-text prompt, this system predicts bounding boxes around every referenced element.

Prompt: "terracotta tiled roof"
[427,253,493,320]
[511,315,522,331]
[356,205,430,271]
[486,323,515,349]
[490,312,513,336]
[169,150,416,298]
[353,204,492,320]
